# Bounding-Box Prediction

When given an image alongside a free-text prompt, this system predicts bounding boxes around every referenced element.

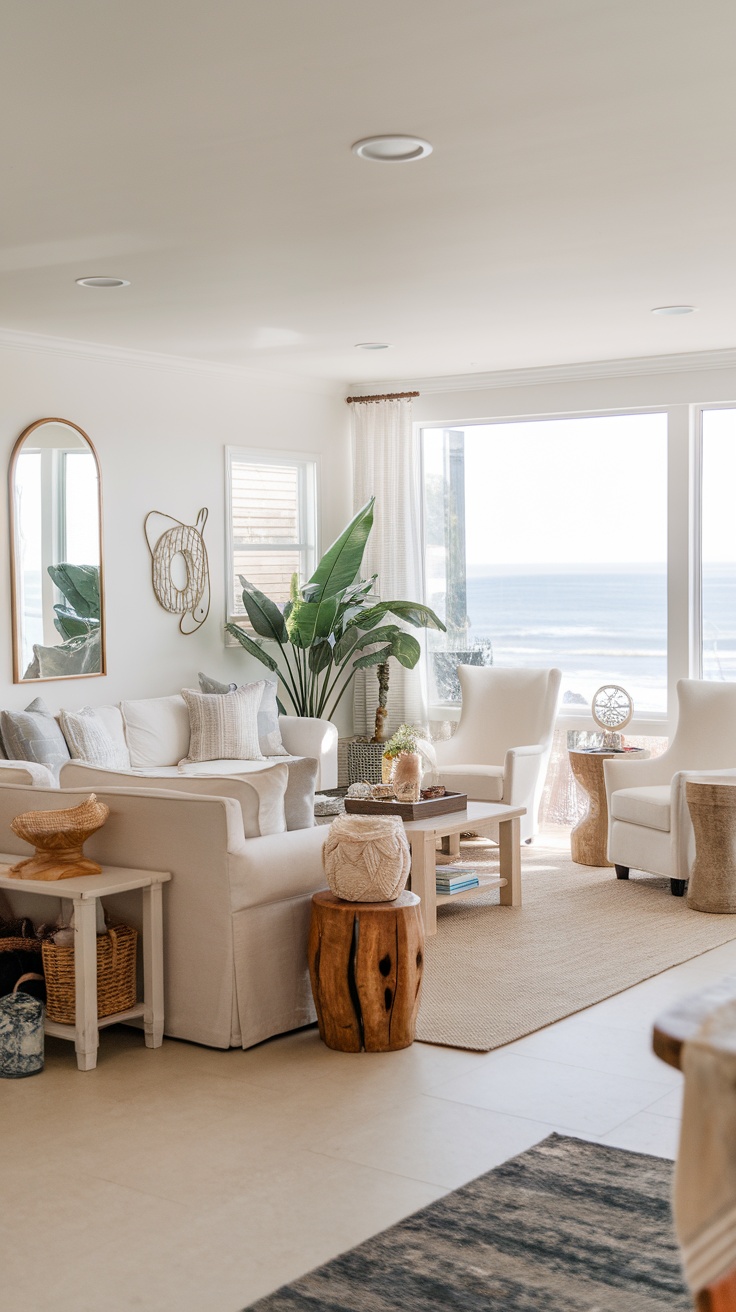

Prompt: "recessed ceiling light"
[355,342,392,350]
[352,135,432,163]
[650,305,696,315]
[75,276,130,288]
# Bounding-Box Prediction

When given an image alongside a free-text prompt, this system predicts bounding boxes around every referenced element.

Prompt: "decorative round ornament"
[322,814,411,903]
[591,685,634,732]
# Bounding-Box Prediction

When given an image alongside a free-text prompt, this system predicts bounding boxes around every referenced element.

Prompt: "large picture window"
[701,408,736,682]
[422,413,668,713]
[226,448,318,629]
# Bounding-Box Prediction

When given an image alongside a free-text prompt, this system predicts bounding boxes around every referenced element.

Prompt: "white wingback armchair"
[604,679,736,896]
[434,666,562,842]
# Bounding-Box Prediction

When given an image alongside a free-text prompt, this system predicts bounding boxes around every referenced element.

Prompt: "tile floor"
[7,916,736,1310]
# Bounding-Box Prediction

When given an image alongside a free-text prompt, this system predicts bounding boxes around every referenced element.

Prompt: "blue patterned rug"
[244,1134,688,1311]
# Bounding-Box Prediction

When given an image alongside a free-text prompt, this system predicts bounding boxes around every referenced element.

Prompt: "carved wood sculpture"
[144,507,210,634]
[308,890,424,1052]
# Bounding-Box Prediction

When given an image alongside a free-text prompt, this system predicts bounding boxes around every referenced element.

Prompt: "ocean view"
[428,566,736,714]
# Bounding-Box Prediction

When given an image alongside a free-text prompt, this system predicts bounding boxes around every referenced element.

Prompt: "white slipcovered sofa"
[0,772,329,1049]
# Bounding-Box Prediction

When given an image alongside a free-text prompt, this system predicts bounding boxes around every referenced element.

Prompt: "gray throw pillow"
[0,697,71,770]
[198,672,287,756]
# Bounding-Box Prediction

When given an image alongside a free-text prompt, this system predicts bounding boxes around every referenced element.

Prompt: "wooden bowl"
[10,794,110,881]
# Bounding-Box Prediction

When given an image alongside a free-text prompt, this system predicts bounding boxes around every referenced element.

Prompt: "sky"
[424,408,736,569]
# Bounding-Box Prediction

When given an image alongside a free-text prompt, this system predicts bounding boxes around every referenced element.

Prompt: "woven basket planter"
[41,924,138,1024]
[0,937,42,956]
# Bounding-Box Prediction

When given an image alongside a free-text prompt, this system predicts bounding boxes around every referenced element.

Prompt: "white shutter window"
[226,448,318,633]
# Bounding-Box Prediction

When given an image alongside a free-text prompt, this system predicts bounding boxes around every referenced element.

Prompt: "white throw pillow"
[180,684,264,764]
[60,707,131,770]
[197,672,287,756]
[120,695,191,768]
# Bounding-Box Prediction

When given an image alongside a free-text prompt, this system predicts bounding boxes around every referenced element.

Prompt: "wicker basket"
[41,924,138,1024]
[0,938,42,956]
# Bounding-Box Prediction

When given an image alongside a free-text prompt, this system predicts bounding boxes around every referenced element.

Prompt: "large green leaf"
[308,640,333,675]
[225,623,279,672]
[53,605,99,641]
[333,627,359,664]
[347,600,445,632]
[238,577,287,643]
[304,499,375,603]
[287,596,339,648]
[352,644,392,671]
[388,631,421,668]
[48,563,100,619]
[351,625,405,651]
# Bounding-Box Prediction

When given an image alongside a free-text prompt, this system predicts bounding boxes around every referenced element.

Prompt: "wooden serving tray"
[344,791,469,821]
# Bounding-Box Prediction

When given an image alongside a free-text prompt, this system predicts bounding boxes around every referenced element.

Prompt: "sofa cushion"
[0,698,71,773]
[58,761,289,837]
[60,707,131,769]
[181,685,264,765]
[120,694,190,768]
[197,673,287,757]
[610,785,671,832]
[177,757,316,831]
[435,764,505,803]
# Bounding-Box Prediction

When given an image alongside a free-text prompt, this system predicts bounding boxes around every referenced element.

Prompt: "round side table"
[686,781,736,913]
[307,890,424,1052]
[569,748,649,867]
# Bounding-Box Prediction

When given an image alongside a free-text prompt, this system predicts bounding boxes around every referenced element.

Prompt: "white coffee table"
[0,857,170,1070]
[402,800,525,935]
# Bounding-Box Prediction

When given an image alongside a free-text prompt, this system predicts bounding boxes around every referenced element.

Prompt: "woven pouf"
[323,813,411,902]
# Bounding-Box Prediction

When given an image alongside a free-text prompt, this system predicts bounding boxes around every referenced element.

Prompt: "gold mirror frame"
[8,417,106,684]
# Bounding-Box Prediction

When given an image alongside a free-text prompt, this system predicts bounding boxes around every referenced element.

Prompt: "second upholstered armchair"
[433,666,562,842]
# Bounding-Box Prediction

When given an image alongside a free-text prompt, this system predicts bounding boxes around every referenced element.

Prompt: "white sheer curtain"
[351,396,427,736]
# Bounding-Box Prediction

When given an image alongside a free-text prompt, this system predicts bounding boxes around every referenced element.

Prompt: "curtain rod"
[345,390,420,404]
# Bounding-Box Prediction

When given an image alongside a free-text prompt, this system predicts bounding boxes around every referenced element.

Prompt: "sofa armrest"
[278,716,338,789]
[603,753,669,803]
[0,760,57,788]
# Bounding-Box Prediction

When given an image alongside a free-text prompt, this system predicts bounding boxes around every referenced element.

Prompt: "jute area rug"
[416,838,736,1051]
[245,1134,689,1311]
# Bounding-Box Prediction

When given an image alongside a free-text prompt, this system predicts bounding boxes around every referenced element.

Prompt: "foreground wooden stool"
[686,782,736,914]
[308,890,424,1052]
[654,978,736,1312]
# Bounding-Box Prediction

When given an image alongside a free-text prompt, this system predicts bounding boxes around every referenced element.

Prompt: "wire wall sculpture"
[144,507,210,635]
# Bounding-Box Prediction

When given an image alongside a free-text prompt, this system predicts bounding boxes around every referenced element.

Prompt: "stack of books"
[436,866,479,895]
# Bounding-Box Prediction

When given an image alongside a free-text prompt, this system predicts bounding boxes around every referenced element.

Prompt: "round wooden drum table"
[307,890,424,1053]
[686,781,736,913]
[569,747,648,867]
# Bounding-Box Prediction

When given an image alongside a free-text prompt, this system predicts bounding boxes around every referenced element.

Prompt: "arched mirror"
[9,418,105,682]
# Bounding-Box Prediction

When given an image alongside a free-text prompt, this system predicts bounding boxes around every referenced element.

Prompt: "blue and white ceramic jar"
[0,991,45,1078]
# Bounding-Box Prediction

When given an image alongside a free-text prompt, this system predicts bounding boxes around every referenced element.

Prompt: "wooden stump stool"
[686,781,736,913]
[308,890,424,1052]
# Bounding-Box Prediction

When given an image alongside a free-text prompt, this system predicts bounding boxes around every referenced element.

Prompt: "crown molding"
[347,346,736,397]
[0,326,344,397]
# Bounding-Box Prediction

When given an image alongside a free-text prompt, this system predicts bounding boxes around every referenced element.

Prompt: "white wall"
[0,334,351,721]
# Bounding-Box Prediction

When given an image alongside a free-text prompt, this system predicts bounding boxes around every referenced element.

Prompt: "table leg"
[410,832,438,935]
[441,833,461,857]
[73,898,99,1071]
[142,882,165,1048]
[498,816,522,907]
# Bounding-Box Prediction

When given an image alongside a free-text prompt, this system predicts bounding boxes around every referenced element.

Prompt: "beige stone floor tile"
[431,1050,669,1135]
[30,1152,445,1312]
[306,1091,556,1188]
[597,1110,680,1159]
[508,1014,682,1087]
[647,1084,685,1119]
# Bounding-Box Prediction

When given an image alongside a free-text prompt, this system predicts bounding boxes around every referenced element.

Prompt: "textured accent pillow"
[197,672,287,756]
[120,695,191,768]
[181,684,265,764]
[59,707,131,769]
[0,698,71,771]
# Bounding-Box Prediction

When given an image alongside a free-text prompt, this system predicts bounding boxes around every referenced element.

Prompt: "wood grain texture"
[308,891,424,1052]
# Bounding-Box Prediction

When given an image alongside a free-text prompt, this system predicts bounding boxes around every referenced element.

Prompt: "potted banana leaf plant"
[225,497,445,720]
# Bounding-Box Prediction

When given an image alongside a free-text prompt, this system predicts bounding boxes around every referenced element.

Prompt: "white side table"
[0,857,170,1071]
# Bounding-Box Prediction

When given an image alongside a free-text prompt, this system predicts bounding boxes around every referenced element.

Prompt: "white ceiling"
[2,0,736,383]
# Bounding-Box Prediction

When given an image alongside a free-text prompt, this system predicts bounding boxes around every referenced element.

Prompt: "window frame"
[418,405,678,734]
[225,445,320,638]
[692,402,736,684]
